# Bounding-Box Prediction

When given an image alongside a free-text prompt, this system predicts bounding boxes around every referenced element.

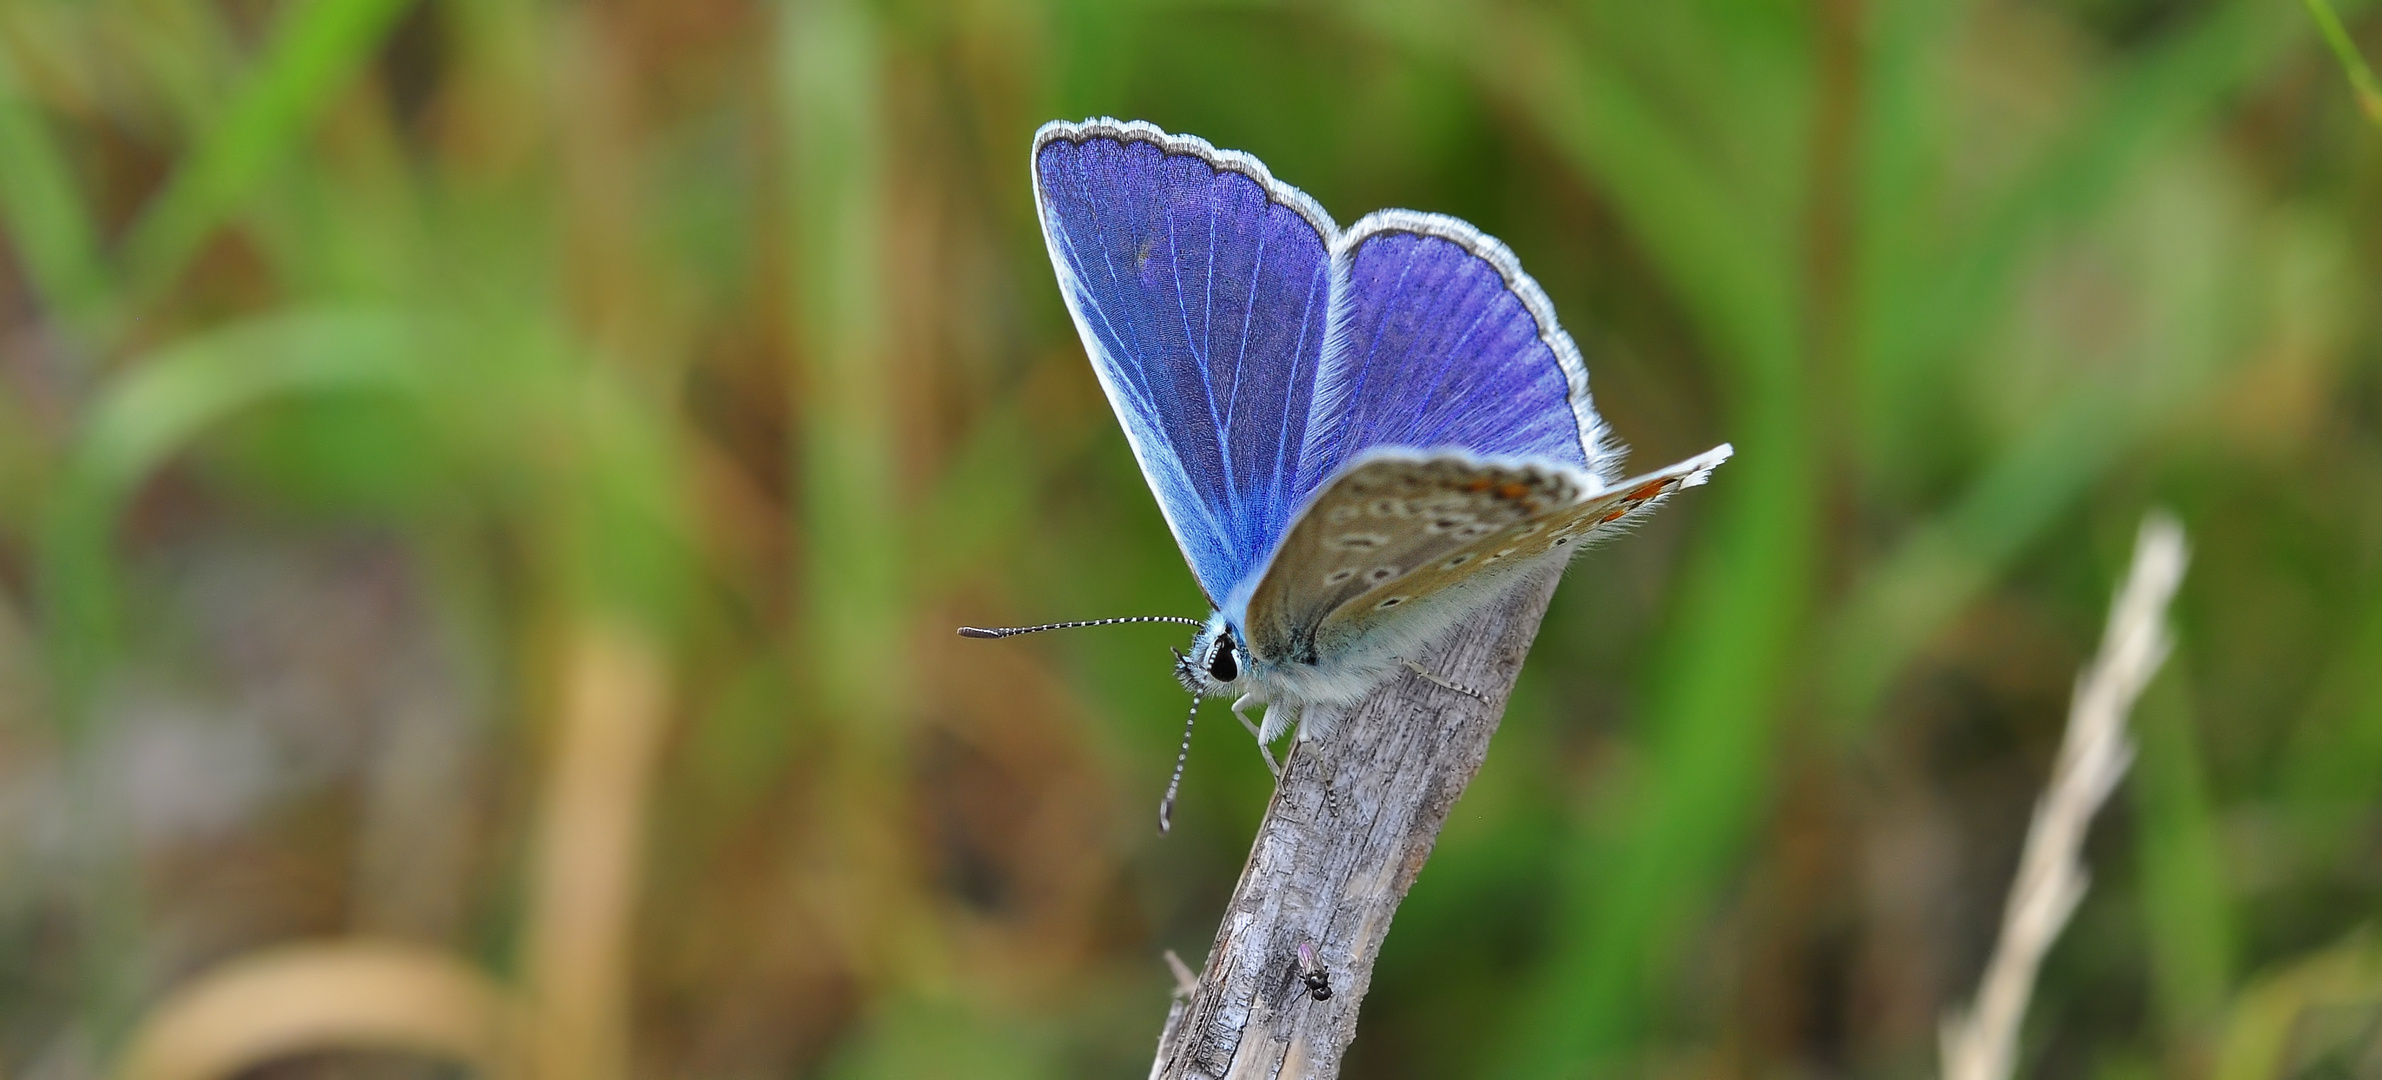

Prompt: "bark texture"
[1150,569,1563,1080]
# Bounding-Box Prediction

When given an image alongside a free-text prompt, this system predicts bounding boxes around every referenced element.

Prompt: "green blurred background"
[1,0,2379,1077]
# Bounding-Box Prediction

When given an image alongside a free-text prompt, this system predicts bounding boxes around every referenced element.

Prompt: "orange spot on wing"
[1627,479,1670,502]
[1598,507,1629,524]
[1497,482,1529,500]
[1465,478,1493,492]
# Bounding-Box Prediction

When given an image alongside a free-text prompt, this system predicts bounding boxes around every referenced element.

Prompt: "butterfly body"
[1026,118,1730,750]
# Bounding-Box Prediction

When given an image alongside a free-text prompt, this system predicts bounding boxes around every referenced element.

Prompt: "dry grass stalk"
[101,621,669,1080]
[1941,514,2190,1080]
[522,622,670,1080]
[108,941,522,1080]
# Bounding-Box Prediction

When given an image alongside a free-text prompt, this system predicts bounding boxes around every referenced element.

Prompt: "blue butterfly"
[965,119,1730,829]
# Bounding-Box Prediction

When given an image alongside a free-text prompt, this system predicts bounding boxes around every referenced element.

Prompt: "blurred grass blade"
[783,0,900,726]
[39,308,418,732]
[0,44,110,333]
[118,0,416,309]
[779,0,922,986]
[2304,0,2382,128]
[521,622,668,1080]
[1354,0,1797,370]
[1497,433,1817,1078]
[1863,0,2295,445]
[1372,5,1823,1072]
[2130,671,2233,1052]
[915,394,1034,589]
[569,360,703,633]
[1833,0,2299,733]
[818,998,1057,1080]
[1825,392,2137,729]
[2214,932,2382,1080]
[2279,584,2382,862]
[108,940,522,1080]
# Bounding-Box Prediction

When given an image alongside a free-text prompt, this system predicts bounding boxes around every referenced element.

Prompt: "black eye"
[1207,640,1239,682]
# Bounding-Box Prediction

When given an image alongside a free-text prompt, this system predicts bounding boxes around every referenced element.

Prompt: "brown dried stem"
[1150,569,1562,1080]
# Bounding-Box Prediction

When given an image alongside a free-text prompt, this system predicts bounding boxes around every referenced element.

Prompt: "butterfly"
[964,119,1731,830]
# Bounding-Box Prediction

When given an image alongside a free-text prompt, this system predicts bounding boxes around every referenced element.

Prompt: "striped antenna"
[957,615,1202,639]
[1158,695,1200,834]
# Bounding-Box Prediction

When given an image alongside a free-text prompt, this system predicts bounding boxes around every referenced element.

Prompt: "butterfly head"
[1175,614,1249,698]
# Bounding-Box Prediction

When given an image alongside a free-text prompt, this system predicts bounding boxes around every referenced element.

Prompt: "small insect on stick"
[1295,942,1332,1002]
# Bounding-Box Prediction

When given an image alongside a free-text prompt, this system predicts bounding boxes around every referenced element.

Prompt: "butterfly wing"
[1296,211,1624,501]
[1036,120,1706,641]
[1243,445,1731,668]
[1240,452,1589,666]
[1032,120,1337,605]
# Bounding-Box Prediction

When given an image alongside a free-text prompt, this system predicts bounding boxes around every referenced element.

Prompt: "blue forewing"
[1033,122,1336,605]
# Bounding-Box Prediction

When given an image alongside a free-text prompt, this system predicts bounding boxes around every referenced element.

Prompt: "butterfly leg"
[1231,693,1282,777]
[1258,701,1301,746]
[1399,657,1491,703]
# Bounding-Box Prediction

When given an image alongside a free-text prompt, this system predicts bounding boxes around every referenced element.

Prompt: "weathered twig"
[1941,514,2189,1080]
[1151,568,1563,1080]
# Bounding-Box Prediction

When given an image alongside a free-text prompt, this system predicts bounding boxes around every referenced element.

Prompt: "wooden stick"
[1150,568,1563,1080]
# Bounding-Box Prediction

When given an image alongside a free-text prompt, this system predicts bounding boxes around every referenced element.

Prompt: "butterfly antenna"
[1157,695,1200,834]
[957,615,1204,639]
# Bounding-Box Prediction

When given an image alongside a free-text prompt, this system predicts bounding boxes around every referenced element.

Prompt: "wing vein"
[1084,171,1229,556]
[1403,288,1498,447]
[1330,238,1418,469]
[1170,193,1236,535]
[1052,224,1156,420]
[1223,221,1265,498]
[1266,256,1318,534]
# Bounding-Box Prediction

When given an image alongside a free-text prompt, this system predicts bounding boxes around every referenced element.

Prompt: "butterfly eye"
[1207,640,1239,682]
